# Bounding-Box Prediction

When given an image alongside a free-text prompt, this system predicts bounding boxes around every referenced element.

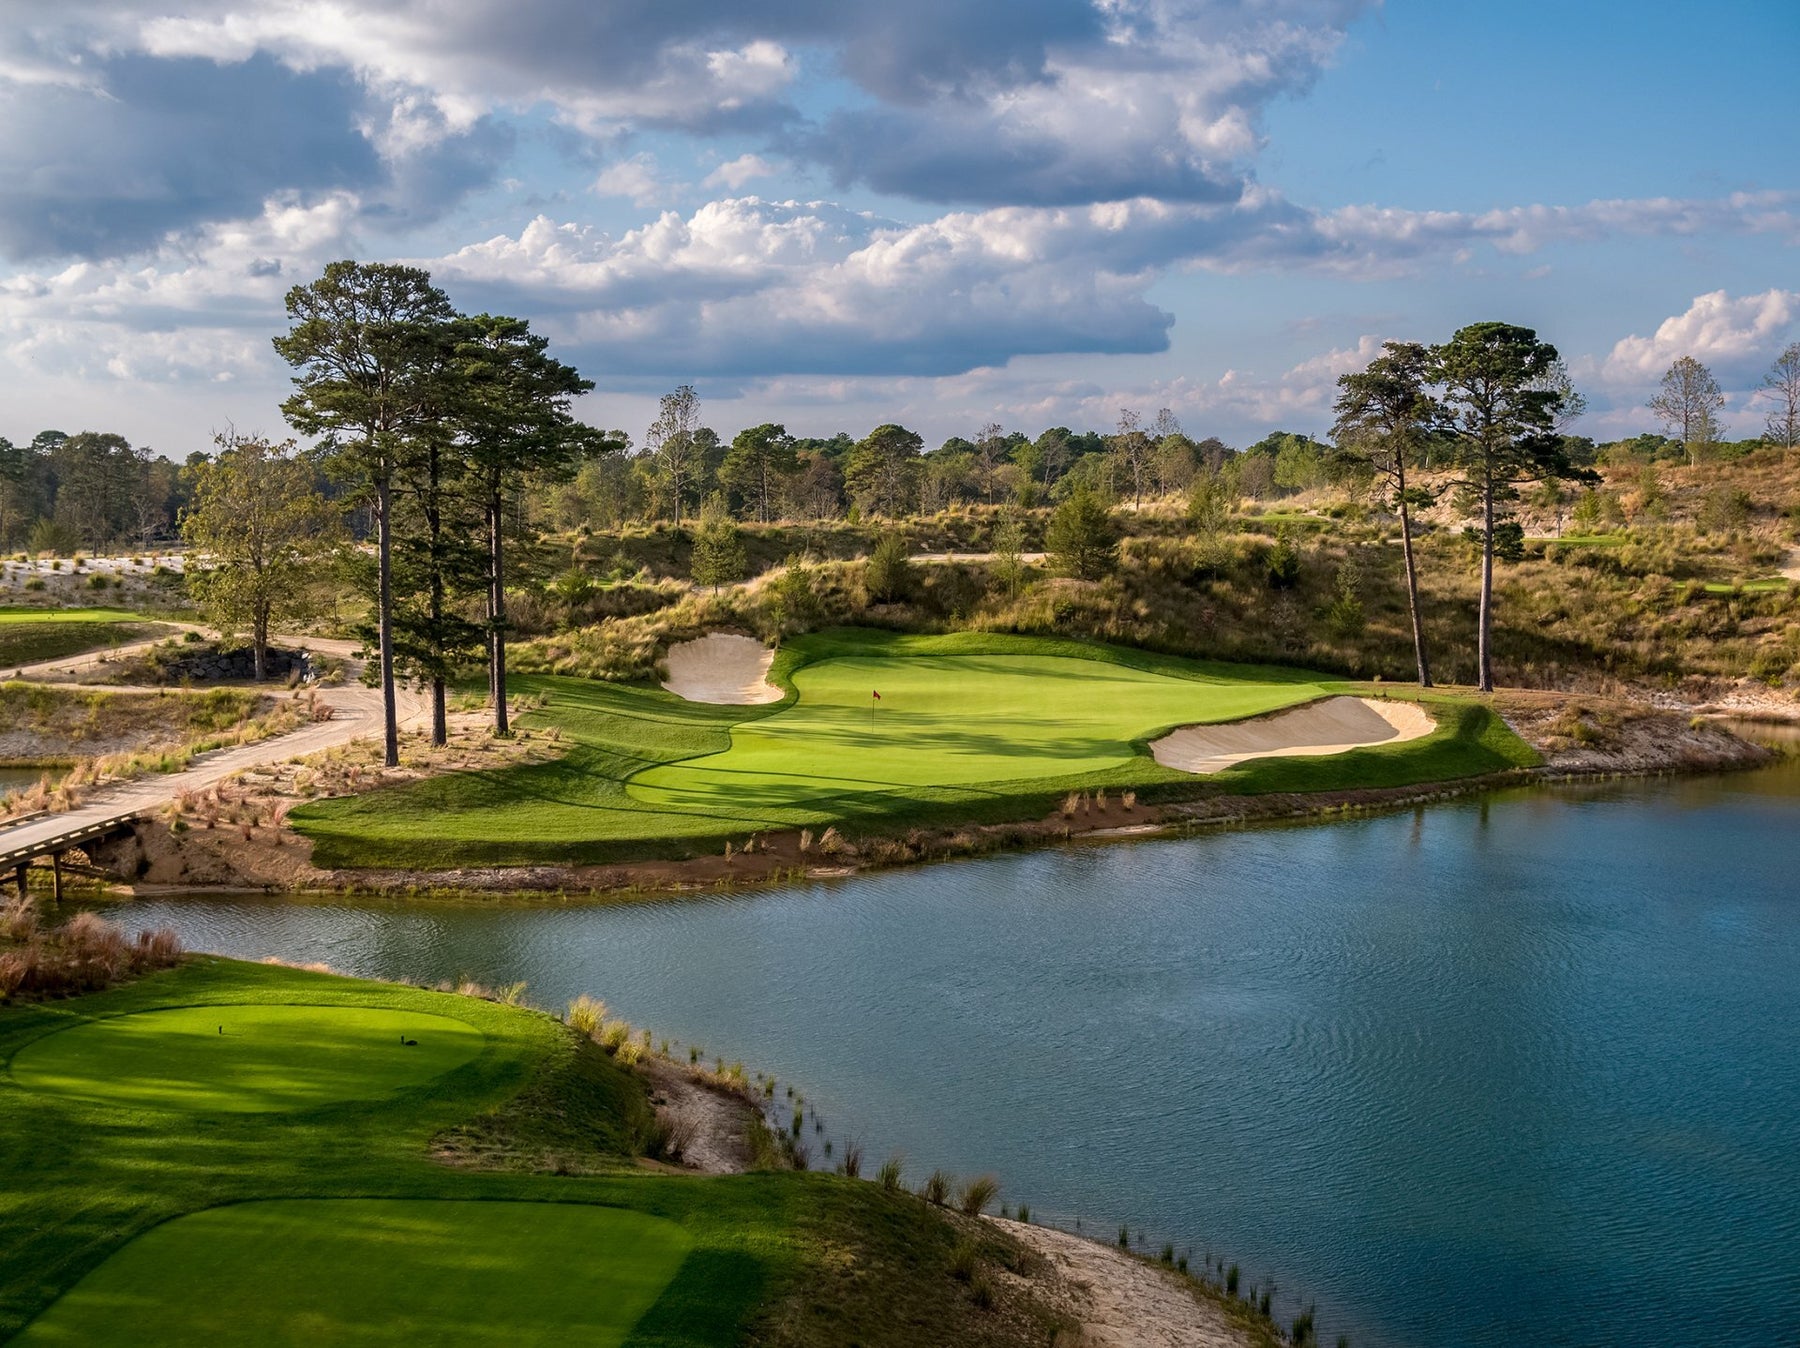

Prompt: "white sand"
[1151,696,1435,775]
[661,633,781,705]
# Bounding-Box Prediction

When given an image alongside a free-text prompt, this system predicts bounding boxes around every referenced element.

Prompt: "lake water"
[93,759,1800,1347]
[0,766,60,796]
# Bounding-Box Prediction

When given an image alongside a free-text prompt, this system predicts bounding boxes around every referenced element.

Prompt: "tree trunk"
[427,445,447,749]
[488,477,509,737]
[1395,461,1431,688]
[253,609,269,683]
[375,475,400,767]
[1477,477,1496,693]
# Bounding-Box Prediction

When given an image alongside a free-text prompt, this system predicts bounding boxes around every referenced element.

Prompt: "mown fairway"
[0,608,164,669]
[293,630,1535,869]
[0,608,148,626]
[0,957,1084,1347]
[15,1199,691,1347]
[11,1004,485,1113]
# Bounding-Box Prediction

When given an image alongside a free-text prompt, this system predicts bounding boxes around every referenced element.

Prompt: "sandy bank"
[661,633,781,705]
[1151,695,1434,774]
[990,1218,1254,1347]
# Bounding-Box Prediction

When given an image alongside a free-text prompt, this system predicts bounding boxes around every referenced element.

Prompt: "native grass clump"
[0,903,183,1001]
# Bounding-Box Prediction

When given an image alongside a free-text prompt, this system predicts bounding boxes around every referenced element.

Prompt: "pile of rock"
[156,645,312,683]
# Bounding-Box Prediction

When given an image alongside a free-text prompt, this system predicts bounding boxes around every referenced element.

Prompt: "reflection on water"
[0,765,62,796]
[98,758,1800,1347]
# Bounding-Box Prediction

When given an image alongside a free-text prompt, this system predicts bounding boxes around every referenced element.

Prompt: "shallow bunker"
[1151,695,1435,775]
[661,633,782,705]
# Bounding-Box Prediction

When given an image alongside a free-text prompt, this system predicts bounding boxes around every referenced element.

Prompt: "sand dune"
[1152,695,1434,774]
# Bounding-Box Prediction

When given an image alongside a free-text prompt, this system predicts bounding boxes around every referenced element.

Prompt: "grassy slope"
[0,959,1074,1348]
[0,622,160,670]
[295,629,1536,870]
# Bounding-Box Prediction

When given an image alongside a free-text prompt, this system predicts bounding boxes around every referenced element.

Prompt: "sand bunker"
[661,634,782,705]
[1151,695,1434,774]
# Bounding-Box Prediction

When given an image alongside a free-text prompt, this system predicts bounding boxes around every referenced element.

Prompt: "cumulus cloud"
[0,0,1378,262]
[592,154,675,208]
[0,193,360,382]
[1600,289,1798,384]
[431,199,1176,377]
[704,154,778,191]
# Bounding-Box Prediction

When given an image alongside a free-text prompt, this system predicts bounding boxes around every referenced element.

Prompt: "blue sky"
[1,0,1795,455]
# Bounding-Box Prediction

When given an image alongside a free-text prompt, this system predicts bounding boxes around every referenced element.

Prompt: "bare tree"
[1109,408,1153,508]
[974,421,1007,505]
[1761,342,1800,456]
[1648,356,1725,466]
[646,384,702,524]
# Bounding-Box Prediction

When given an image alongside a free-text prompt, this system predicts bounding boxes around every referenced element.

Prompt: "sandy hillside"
[1152,695,1434,774]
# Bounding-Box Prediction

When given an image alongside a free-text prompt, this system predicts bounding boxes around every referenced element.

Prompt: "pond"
[95,757,1800,1347]
[0,765,62,797]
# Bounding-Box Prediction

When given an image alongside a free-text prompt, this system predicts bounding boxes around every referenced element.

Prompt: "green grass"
[1702,578,1792,594]
[0,608,150,625]
[293,629,1538,869]
[0,621,158,669]
[0,957,1088,1348]
[629,648,1322,816]
[11,1004,486,1113]
[14,1199,691,1347]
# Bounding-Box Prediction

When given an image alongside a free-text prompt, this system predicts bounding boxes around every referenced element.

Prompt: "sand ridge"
[661,633,782,705]
[1151,695,1434,775]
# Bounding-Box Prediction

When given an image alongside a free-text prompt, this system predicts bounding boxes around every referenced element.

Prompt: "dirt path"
[7,622,201,680]
[0,680,425,860]
[1781,547,1800,582]
[992,1219,1254,1348]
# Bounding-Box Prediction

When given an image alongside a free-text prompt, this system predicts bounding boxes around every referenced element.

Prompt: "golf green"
[13,1199,692,1347]
[630,652,1324,812]
[9,1004,485,1113]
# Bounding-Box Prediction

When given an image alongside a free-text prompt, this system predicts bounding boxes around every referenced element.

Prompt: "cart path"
[0,680,424,864]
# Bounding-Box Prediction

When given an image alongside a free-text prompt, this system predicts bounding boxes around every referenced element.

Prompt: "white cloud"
[1600,289,1798,384]
[592,154,674,208]
[703,154,778,191]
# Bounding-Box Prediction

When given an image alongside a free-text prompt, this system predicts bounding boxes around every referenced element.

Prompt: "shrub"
[865,532,913,603]
[1046,488,1119,581]
[968,1271,994,1310]
[839,1140,863,1180]
[1015,1204,1030,1224]
[921,1169,952,1206]
[877,1155,905,1194]
[950,1240,978,1282]
[566,993,606,1036]
[959,1174,999,1216]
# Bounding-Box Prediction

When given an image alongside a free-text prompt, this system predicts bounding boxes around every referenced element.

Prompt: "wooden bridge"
[0,810,138,902]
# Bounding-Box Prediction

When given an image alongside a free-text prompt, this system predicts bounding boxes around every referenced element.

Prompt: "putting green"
[630,653,1324,813]
[9,1004,485,1114]
[14,1199,692,1347]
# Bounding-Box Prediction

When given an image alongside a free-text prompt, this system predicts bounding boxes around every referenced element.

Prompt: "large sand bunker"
[1151,696,1434,774]
[662,634,782,705]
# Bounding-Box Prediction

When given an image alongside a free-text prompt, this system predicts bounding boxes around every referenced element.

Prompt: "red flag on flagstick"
[872,690,881,700]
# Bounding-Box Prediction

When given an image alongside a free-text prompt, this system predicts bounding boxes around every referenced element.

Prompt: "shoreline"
[87,700,1777,901]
